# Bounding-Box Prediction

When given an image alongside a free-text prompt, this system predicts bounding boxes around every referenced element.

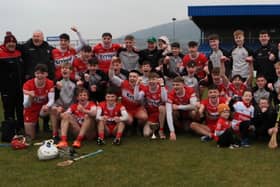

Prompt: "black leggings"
[239,120,251,139]
[217,128,236,147]
[1,90,23,128]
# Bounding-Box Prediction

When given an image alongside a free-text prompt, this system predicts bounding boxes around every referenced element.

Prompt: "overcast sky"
[0,0,188,41]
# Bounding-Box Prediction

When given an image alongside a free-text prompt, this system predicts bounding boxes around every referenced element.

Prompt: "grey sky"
[0,0,188,41]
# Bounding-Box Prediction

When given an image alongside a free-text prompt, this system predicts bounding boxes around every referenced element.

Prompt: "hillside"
[119,19,201,49]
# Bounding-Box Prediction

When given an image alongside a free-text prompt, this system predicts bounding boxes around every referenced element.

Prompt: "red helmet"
[11,135,29,150]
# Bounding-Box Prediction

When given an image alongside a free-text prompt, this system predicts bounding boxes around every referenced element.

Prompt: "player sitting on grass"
[96,88,128,145]
[134,72,167,139]
[190,85,227,142]
[23,64,55,139]
[231,89,255,147]
[50,63,76,143]
[57,88,96,148]
[254,97,277,141]
[214,104,239,148]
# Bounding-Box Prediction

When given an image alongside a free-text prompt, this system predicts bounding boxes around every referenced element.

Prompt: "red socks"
[61,136,67,141]
[98,133,105,140]
[76,135,84,142]
[116,132,122,139]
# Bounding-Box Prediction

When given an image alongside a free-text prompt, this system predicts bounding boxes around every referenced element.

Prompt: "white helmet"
[37,139,59,160]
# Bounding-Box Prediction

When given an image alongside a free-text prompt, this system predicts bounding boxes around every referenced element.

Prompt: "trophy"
[150,123,159,140]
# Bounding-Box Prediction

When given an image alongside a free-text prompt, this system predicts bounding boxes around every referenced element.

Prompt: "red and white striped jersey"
[182,52,208,80]
[227,83,247,98]
[23,78,54,106]
[92,43,121,73]
[52,48,77,80]
[231,101,254,130]
[142,85,166,112]
[66,101,96,125]
[73,57,88,74]
[121,80,144,111]
[168,86,196,105]
[201,97,227,127]
[98,102,124,117]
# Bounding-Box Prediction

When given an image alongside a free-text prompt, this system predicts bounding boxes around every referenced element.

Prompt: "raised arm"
[134,82,145,101]
[220,56,230,87]
[244,59,254,87]
[71,26,87,52]
[108,58,122,87]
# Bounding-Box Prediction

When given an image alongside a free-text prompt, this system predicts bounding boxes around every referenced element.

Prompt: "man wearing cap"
[139,37,164,70]
[0,33,24,129]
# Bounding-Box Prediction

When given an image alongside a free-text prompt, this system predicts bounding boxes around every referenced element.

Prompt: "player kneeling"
[96,88,128,145]
[134,72,167,139]
[23,64,55,139]
[57,88,96,148]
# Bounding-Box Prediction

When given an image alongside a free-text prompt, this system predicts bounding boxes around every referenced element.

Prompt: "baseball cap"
[147,37,157,43]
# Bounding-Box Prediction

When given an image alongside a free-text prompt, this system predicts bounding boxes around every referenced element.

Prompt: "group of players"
[1,27,280,149]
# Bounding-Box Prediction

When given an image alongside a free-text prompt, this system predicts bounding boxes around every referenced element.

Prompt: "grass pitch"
[1,133,280,187]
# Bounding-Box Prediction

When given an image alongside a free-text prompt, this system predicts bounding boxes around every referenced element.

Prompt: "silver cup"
[150,123,159,140]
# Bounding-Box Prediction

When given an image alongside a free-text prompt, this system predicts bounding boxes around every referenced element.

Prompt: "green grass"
[1,98,280,187]
[1,133,280,187]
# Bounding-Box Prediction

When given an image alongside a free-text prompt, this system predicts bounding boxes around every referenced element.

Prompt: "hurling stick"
[268,106,280,149]
[57,149,103,167]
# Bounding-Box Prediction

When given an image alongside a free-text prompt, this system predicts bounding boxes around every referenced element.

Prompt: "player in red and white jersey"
[181,41,208,81]
[92,32,121,73]
[23,64,55,139]
[96,88,128,145]
[109,58,148,126]
[166,76,198,140]
[190,85,227,141]
[220,54,253,100]
[214,104,238,148]
[57,88,96,148]
[209,67,228,98]
[231,90,254,131]
[231,89,254,147]
[52,27,86,80]
[72,45,92,78]
[228,78,247,98]
[134,72,167,139]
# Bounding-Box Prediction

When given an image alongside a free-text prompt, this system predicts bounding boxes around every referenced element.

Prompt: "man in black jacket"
[253,97,277,141]
[0,34,24,129]
[139,37,163,70]
[18,30,55,81]
[254,30,277,85]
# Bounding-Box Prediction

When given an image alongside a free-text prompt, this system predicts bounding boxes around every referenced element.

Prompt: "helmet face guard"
[37,139,59,160]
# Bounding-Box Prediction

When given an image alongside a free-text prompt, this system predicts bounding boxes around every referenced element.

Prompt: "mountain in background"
[118,19,201,49]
